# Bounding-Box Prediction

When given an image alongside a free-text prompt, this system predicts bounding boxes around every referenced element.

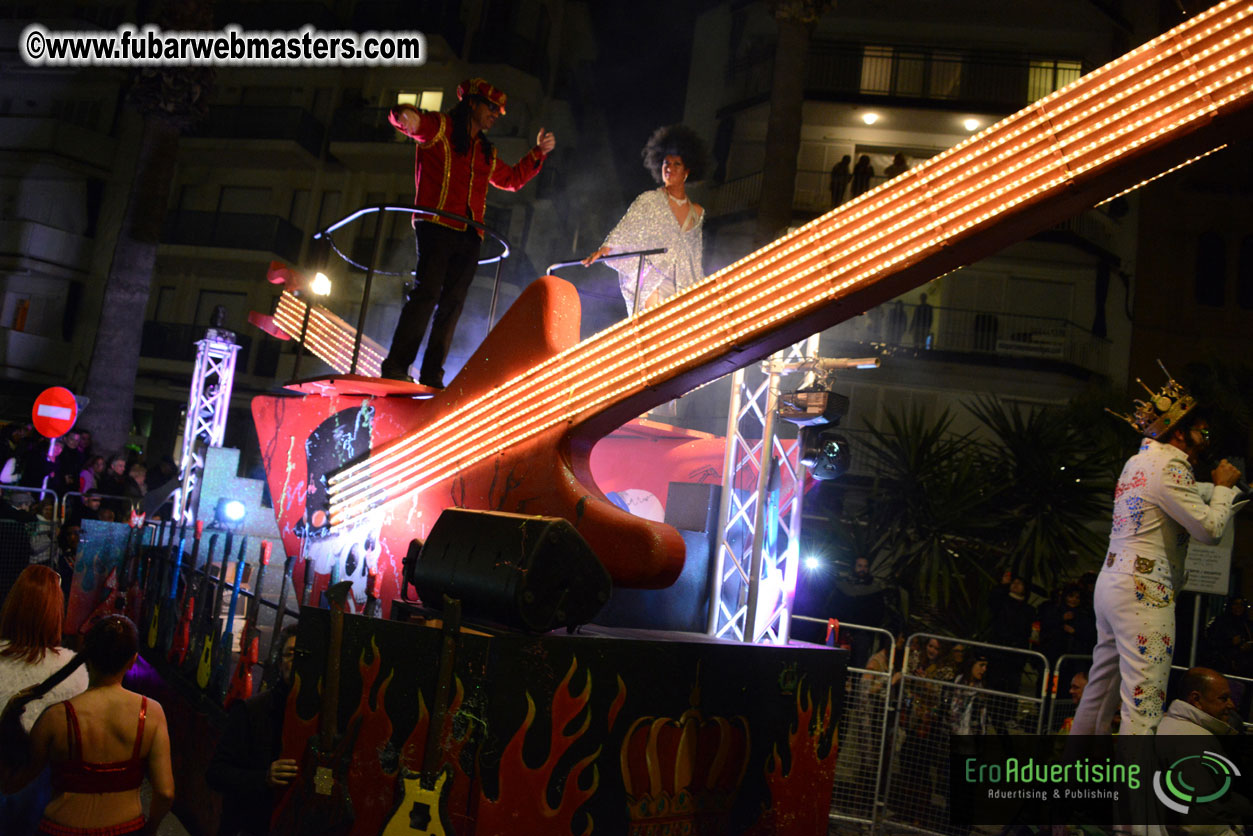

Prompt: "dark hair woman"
[583,124,711,314]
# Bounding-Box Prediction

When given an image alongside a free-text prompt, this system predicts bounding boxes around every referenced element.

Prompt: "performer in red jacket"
[382,77,555,388]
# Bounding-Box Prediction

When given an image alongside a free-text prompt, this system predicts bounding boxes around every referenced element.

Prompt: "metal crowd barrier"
[0,484,60,588]
[880,634,1049,836]
[791,616,896,833]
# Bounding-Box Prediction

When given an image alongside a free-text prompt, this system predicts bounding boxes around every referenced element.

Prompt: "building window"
[860,46,963,100]
[1028,60,1082,101]
[1194,229,1226,307]
[397,90,444,112]
[1238,234,1253,309]
[860,46,893,95]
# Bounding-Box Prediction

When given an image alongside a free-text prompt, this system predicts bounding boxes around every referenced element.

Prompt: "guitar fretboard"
[324,0,1253,526]
[273,292,386,379]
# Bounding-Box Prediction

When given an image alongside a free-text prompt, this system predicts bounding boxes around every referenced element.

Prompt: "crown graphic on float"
[619,680,751,834]
[1106,359,1197,440]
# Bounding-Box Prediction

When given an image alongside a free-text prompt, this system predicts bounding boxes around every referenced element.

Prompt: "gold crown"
[1106,360,1196,439]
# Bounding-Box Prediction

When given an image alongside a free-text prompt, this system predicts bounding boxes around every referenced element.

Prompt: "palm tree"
[965,395,1117,594]
[755,0,836,247]
[79,0,214,453]
[850,406,1003,624]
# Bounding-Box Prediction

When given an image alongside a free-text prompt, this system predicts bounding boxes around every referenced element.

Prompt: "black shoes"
[418,374,444,390]
[379,360,414,383]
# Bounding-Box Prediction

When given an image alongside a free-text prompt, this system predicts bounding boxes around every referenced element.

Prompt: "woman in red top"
[20,616,173,835]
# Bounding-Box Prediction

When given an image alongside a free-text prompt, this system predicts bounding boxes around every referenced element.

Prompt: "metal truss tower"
[706,335,819,645]
[174,327,240,523]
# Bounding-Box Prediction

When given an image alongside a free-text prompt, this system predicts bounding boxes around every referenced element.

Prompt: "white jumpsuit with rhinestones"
[1071,438,1237,735]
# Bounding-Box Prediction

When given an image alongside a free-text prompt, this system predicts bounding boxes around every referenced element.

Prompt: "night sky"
[586,1,713,202]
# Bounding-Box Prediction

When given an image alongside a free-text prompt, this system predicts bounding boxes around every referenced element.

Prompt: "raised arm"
[387,105,444,143]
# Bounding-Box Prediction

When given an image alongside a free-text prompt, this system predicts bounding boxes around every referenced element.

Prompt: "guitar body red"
[252,276,686,604]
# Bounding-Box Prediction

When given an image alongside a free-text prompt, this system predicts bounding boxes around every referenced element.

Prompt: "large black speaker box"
[404,509,612,633]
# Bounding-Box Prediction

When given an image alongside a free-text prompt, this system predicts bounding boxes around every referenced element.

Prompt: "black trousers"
[385,222,482,381]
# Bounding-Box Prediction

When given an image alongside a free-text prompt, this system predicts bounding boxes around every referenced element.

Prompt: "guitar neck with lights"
[318,0,1253,530]
[271,291,387,380]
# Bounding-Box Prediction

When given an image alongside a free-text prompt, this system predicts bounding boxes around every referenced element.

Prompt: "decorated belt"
[1102,550,1177,586]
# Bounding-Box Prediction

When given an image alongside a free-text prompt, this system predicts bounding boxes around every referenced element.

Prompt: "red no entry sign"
[32,386,78,438]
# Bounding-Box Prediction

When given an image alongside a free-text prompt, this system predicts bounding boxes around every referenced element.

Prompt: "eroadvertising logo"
[1152,751,1240,815]
[950,736,1253,829]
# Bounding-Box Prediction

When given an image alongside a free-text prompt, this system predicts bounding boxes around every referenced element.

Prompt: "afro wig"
[641,124,710,184]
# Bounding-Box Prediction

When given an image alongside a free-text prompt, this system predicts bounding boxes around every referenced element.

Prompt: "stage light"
[311,272,332,296]
[215,498,246,528]
[963,118,981,132]
[778,389,849,428]
[804,556,822,571]
[862,112,880,125]
[800,428,851,481]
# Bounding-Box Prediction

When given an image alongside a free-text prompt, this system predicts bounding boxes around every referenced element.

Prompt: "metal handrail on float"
[314,204,512,374]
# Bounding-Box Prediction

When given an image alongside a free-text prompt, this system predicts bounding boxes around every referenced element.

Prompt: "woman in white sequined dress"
[583,125,709,314]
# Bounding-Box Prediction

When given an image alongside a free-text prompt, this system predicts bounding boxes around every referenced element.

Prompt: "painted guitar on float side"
[253,1,1253,594]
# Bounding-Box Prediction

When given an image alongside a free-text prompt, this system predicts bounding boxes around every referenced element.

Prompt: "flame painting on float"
[271,608,842,836]
[252,1,1253,606]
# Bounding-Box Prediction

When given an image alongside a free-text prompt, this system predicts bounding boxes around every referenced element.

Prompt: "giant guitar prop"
[253,0,1253,602]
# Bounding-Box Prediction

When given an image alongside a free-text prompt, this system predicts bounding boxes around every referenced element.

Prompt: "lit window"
[1027,60,1082,102]
[396,90,444,111]
[860,46,893,95]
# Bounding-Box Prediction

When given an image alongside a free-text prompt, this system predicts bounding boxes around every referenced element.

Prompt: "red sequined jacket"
[389,105,545,236]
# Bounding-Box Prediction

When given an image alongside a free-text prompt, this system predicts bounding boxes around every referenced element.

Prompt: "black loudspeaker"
[664,482,721,533]
[404,509,612,633]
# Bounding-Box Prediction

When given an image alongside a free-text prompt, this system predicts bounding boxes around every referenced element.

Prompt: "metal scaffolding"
[706,335,819,645]
[174,327,240,523]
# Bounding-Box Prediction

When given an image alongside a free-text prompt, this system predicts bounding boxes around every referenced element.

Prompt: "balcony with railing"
[725,40,1086,113]
[186,106,326,159]
[161,211,303,262]
[827,301,1110,378]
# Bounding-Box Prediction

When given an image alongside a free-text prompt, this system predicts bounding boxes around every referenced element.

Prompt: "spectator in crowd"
[910,293,933,348]
[987,573,1037,696]
[78,456,105,495]
[27,501,55,568]
[829,154,852,207]
[97,455,127,497]
[1156,668,1253,832]
[1038,582,1097,663]
[65,491,102,530]
[949,652,994,734]
[827,556,889,668]
[851,154,874,198]
[4,615,174,835]
[1057,670,1088,733]
[1203,596,1253,677]
[207,624,300,836]
[1,423,32,459]
[1159,667,1241,736]
[0,565,90,835]
[18,440,61,491]
[884,152,909,179]
[0,493,36,604]
[144,457,177,496]
[123,463,147,505]
[53,433,85,496]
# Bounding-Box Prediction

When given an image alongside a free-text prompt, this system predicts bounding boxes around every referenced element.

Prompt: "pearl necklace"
[666,190,689,206]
